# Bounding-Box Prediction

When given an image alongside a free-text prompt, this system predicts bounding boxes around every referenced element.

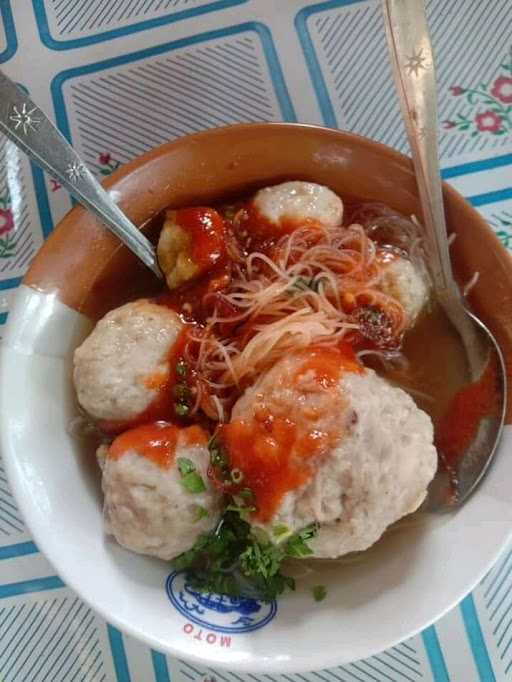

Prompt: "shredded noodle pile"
[182,204,426,422]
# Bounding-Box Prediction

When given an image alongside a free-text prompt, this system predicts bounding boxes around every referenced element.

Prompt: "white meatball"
[102,424,221,560]
[253,181,343,229]
[379,256,430,325]
[223,350,437,559]
[74,299,183,422]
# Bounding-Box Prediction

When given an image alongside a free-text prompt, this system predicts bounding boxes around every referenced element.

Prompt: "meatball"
[157,207,226,290]
[379,255,430,325]
[73,299,183,422]
[252,181,343,231]
[102,423,221,560]
[219,347,437,559]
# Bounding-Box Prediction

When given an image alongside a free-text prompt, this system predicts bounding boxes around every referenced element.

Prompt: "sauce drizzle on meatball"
[217,345,362,522]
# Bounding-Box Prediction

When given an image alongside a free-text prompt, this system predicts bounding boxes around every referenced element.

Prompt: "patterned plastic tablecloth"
[1,0,512,680]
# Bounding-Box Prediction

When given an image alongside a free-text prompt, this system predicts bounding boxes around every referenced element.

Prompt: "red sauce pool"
[436,355,500,470]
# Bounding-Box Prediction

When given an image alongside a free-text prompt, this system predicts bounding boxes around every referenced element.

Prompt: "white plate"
[2,284,512,673]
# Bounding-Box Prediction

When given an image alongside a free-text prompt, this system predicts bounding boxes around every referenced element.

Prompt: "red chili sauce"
[436,356,500,471]
[175,207,227,271]
[109,422,207,468]
[218,345,362,522]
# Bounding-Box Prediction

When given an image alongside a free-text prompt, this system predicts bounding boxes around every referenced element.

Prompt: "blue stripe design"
[23,598,82,680]
[0,594,106,681]
[421,627,450,682]
[469,188,512,208]
[32,0,248,50]
[0,276,22,291]
[295,0,512,160]
[151,650,171,682]
[51,22,296,166]
[107,625,131,682]
[461,594,496,682]
[295,0,360,128]
[0,540,38,560]
[0,1,18,62]
[295,1,347,127]
[0,576,65,599]
[179,637,429,682]
[0,461,25,536]
[441,153,512,179]
[31,162,54,239]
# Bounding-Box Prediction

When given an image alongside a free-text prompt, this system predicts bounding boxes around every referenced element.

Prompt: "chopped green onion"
[175,403,190,417]
[177,457,195,476]
[194,505,209,522]
[176,359,188,377]
[285,523,318,558]
[181,471,206,493]
[177,457,206,493]
[272,524,292,541]
[226,503,256,521]
[312,585,327,602]
[238,488,254,500]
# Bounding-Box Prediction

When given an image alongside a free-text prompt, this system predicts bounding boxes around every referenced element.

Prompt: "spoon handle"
[382,0,455,300]
[0,70,161,279]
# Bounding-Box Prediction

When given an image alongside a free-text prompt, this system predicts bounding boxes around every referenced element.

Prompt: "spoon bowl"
[383,0,507,510]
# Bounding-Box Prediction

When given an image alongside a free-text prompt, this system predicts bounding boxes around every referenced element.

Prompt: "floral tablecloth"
[1,1,512,680]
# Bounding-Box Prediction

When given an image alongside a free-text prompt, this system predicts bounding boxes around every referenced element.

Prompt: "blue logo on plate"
[166,571,277,634]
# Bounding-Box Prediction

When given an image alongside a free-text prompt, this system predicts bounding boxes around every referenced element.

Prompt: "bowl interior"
[3,123,512,673]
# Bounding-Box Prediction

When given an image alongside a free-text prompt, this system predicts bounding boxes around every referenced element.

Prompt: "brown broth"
[368,300,471,425]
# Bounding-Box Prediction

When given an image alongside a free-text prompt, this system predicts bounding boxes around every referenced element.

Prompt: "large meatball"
[378,254,430,325]
[252,181,343,232]
[219,347,437,558]
[102,423,221,560]
[74,299,183,422]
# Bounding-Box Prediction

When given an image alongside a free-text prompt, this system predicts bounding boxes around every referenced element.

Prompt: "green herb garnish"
[285,524,319,558]
[312,585,327,602]
[194,505,209,522]
[177,457,206,493]
[173,510,318,602]
[175,403,190,417]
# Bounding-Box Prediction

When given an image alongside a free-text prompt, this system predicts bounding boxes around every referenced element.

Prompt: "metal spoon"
[382,0,506,510]
[0,69,162,279]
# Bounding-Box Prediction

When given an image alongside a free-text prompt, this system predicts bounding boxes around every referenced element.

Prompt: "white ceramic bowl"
[2,124,512,673]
